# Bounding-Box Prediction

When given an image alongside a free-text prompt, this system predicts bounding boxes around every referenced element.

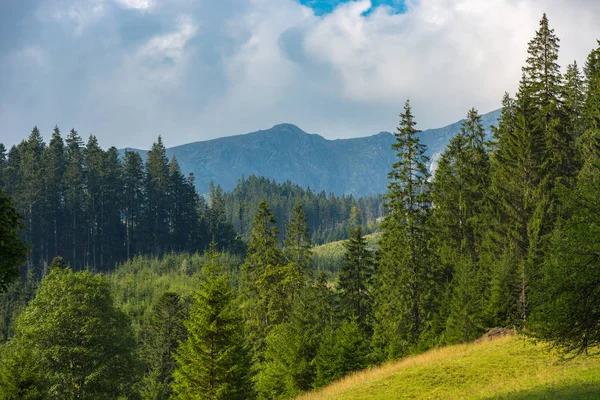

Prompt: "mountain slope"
[122,109,501,196]
[298,335,600,400]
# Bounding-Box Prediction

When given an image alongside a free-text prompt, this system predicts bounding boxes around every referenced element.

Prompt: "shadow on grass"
[488,382,600,400]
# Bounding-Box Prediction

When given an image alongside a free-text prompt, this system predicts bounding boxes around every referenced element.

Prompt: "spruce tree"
[122,151,145,260]
[256,275,335,398]
[41,127,66,267]
[64,129,85,269]
[141,292,187,400]
[283,201,313,304]
[431,109,490,343]
[338,226,375,332]
[372,99,436,360]
[0,190,28,293]
[240,200,286,362]
[144,137,170,257]
[172,249,252,400]
[313,319,368,388]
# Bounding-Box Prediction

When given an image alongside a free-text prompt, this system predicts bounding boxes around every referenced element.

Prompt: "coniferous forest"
[0,13,599,399]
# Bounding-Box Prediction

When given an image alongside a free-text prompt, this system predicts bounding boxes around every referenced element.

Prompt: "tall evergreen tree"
[240,200,286,363]
[283,201,312,304]
[19,127,45,268]
[41,127,66,269]
[64,129,85,269]
[0,190,29,293]
[122,151,145,260]
[372,100,436,360]
[431,109,490,343]
[172,249,252,399]
[141,292,187,400]
[338,226,375,333]
[145,137,170,257]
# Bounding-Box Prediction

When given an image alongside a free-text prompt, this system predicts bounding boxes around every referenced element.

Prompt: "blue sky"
[1,0,599,149]
[300,0,406,15]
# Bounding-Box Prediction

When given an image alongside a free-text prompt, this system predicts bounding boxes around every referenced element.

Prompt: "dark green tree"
[144,137,170,257]
[240,200,286,362]
[122,151,145,260]
[372,99,436,360]
[0,190,28,292]
[140,292,187,400]
[172,249,252,399]
[431,109,490,343]
[338,226,375,332]
[313,319,368,388]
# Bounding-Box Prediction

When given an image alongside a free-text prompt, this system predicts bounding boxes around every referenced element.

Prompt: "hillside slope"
[298,335,600,400]
[121,109,501,196]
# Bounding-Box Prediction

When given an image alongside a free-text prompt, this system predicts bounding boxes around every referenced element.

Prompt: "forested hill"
[121,109,501,196]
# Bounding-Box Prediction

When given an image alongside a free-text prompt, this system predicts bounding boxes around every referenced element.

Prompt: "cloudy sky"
[1,0,600,149]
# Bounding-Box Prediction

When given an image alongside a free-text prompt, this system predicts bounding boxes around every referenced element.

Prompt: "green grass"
[298,335,600,400]
[311,232,381,273]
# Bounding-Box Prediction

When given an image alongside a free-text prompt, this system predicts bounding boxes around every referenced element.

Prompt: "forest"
[0,13,599,400]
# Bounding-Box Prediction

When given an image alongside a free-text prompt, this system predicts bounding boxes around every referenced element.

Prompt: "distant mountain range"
[121,109,501,196]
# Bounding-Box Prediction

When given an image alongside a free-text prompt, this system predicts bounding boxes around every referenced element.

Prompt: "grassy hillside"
[298,335,600,400]
[311,232,381,273]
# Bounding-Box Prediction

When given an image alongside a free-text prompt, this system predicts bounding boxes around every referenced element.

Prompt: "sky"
[1,0,600,149]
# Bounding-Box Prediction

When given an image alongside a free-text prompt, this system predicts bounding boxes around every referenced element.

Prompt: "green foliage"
[338,227,375,332]
[223,175,383,245]
[256,276,335,399]
[172,250,253,399]
[140,292,187,400]
[431,109,490,344]
[314,319,369,389]
[372,99,437,360]
[0,190,28,292]
[241,200,287,361]
[0,266,140,399]
[529,155,600,354]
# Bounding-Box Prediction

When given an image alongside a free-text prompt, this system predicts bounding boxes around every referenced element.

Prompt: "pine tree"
[64,129,85,269]
[84,135,105,269]
[313,319,368,388]
[563,62,586,145]
[19,127,45,269]
[338,226,375,333]
[145,137,170,257]
[240,200,286,362]
[41,127,66,269]
[283,201,312,304]
[122,151,145,260]
[0,190,28,292]
[172,248,252,399]
[431,109,490,343]
[141,292,187,400]
[256,275,335,398]
[372,99,436,360]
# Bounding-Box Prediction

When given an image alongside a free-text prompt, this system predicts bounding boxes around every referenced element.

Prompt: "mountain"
[121,109,501,196]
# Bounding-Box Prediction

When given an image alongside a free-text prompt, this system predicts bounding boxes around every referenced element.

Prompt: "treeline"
[0,133,244,273]
[0,135,383,277]
[223,175,383,244]
[0,13,599,400]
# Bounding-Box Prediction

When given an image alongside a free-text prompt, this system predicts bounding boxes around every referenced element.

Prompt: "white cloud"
[50,0,106,35]
[114,0,153,11]
[3,0,600,149]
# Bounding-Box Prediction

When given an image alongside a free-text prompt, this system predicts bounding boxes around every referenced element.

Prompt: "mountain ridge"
[121,109,501,196]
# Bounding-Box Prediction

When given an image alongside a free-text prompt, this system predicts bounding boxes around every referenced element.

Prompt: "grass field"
[311,232,381,273]
[297,334,600,400]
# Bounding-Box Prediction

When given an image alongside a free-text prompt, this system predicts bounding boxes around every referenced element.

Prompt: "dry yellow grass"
[297,335,600,400]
